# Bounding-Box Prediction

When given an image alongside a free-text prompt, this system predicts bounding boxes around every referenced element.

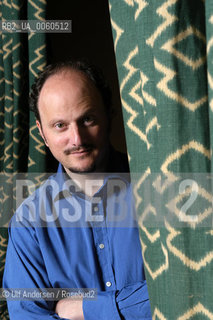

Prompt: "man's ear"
[36,120,49,147]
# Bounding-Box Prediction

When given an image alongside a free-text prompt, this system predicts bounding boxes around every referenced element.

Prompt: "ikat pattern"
[109,0,213,318]
[0,0,47,317]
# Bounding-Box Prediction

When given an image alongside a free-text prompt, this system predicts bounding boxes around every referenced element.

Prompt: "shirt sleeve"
[83,290,121,320]
[83,281,152,320]
[3,219,69,320]
[116,281,152,319]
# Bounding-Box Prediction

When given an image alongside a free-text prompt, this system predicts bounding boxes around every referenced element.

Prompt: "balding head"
[29,60,113,123]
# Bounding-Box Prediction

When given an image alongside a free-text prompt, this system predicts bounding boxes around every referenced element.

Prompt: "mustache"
[64,144,94,155]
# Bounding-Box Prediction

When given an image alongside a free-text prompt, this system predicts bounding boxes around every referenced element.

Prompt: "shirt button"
[99,243,105,249]
[106,281,112,287]
[94,206,99,212]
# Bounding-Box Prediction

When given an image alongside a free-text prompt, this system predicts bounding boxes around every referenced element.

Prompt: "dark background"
[46,0,127,153]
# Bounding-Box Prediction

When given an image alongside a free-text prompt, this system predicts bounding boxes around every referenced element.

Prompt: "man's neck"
[64,169,105,197]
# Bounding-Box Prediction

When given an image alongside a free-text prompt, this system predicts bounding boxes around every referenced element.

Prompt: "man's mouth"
[71,149,91,155]
[64,146,93,156]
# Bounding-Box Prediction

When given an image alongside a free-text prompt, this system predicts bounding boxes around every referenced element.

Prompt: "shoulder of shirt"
[10,173,63,227]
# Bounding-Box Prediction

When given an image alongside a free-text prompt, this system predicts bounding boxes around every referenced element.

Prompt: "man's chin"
[67,163,96,174]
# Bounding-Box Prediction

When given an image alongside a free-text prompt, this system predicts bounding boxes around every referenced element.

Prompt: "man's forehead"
[37,68,104,117]
[44,68,92,89]
[39,70,93,102]
[40,69,99,102]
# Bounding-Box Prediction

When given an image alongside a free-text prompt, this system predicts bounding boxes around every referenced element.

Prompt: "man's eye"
[55,123,65,129]
[83,116,94,126]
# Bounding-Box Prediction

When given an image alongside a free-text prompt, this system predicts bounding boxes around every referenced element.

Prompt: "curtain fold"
[206,0,213,173]
[0,1,47,318]
[109,0,213,319]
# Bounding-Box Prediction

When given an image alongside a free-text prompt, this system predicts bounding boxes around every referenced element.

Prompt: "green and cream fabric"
[109,0,213,319]
[0,1,47,318]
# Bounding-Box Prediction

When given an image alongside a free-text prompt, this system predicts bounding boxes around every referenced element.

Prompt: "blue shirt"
[3,165,151,319]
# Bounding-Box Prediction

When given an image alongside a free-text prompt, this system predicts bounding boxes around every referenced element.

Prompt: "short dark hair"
[29,59,113,122]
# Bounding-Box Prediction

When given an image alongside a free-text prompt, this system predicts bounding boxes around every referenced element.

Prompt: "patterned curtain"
[109,0,213,319]
[0,1,47,318]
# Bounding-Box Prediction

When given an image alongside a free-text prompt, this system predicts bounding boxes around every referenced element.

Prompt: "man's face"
[36,70,109,173]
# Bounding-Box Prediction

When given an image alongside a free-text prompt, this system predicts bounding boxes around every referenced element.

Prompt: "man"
[3,60,152,319]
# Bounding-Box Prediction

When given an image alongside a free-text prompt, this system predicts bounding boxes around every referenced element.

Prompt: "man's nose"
[69,123,83,146]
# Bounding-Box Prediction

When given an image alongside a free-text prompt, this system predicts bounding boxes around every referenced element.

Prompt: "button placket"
[90,189,116,290]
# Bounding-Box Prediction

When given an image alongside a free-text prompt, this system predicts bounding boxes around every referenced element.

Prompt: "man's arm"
[115,281,152,319]
[3,218,68,320]
[83,282,151,320]
[55,281,151,320]
[55,290,121,320]
[55,298,84,320]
